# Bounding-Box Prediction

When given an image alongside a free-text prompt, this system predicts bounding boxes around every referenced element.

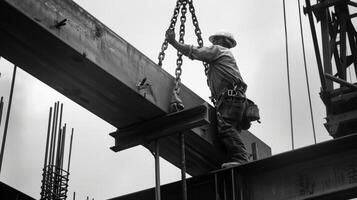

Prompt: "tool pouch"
[245,99,260,122]
[241,98,260,130]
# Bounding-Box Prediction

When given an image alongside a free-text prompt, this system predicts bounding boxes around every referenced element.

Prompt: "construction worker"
[165,29,248,168]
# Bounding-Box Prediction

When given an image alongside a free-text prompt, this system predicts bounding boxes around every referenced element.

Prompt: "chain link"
[187,0,209,74]
[157,0,206,112]
[158,0,182,67]
[174,0,187,94]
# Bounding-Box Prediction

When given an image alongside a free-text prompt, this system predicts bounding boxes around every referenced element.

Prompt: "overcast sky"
[0,0,354,199]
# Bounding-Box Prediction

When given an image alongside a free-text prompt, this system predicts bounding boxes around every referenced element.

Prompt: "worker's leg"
[216,96,248,164]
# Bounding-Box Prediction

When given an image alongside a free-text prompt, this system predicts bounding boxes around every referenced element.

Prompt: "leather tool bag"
[241,98,260,130]
[245,99,260,123]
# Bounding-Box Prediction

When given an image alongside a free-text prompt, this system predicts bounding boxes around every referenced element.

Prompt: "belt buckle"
[227,90,236,97]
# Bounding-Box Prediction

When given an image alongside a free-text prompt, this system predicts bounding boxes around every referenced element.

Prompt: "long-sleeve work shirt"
[188,45,247,99]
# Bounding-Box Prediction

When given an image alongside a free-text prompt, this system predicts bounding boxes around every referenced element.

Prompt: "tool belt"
[212,85,245,105]
[212,85,260,130]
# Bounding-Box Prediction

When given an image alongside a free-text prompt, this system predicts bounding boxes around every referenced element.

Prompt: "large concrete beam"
[0,0,270,175]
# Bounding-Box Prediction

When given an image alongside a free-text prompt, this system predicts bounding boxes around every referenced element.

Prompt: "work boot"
[221,161,241,168]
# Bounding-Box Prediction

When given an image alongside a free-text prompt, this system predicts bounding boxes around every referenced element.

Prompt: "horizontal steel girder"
[110,133,357,200]
[110,103,210,152]
[0,0,271,175]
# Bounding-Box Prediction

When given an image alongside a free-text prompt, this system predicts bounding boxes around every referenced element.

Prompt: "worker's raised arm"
[166,30,219,63]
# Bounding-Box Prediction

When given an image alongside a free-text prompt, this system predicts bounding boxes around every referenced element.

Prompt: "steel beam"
[0,0,271,175]
[109,133,357,200]
[109,103,210,152]
[241,133,357,200]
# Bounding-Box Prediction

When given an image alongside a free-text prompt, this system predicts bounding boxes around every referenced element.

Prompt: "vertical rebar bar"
[154,140,161,200]
[49,102,58,167]
[44,108,53,168]
[55,129,62,170]
[67,128,74,172]
[58,104,63,137]
[180,133,187,200]
[49,102,58,199]
[55,103,63,170]
[0,65,17,174]
[0,97,4,126]
[57,104,63,170]
[51,102,60,167]
[60,124,66,170]
[54,127,62,197]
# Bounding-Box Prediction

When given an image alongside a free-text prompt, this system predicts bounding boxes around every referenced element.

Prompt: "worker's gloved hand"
[165,29,176,44]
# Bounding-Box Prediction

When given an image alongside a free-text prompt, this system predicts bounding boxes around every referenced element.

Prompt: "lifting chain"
[157,0,182,67]
[187,0,209,74]
[157,0,206,112]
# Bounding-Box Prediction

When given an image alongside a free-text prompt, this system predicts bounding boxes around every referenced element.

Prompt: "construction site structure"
[0,0,355,199]
[0,0,271,176]
[304,0,357,138]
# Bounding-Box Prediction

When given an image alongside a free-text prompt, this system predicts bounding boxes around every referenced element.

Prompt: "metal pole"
[304,0,327,91]
[0,97,4,126]
[154,140,161,200]
[283,0,294,150]
[44,108,53,168]
[55,103,63,169]
[324,73,357,91]
[180,133,187,200]
[49,102,58,167]
[60,124,66,169]
[67,128,74,172]
[0,65,17,174]
[231,169,236,200]
[73,191,76,200]
[214,174,219,200]
[49,102,58,199]
[320,5,333,91]
[51,102,59,166]
[55,128,62,169]
[54,127,62,197]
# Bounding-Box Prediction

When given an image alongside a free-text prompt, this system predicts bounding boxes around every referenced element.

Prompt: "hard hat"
[209,31,237,48]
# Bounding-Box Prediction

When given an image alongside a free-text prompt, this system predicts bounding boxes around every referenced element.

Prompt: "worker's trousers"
[216,96,249,163]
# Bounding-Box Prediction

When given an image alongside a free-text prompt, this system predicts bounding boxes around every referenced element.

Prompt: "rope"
[282,0,294,150]
[298,0,317,144]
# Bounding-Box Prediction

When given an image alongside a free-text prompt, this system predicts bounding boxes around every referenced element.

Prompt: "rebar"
[0,65,17,174]
[154,140,161,200]
[180,133,187,200]
[67,128,74,172]
[0,97,4,126]
[41,102,73,200]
